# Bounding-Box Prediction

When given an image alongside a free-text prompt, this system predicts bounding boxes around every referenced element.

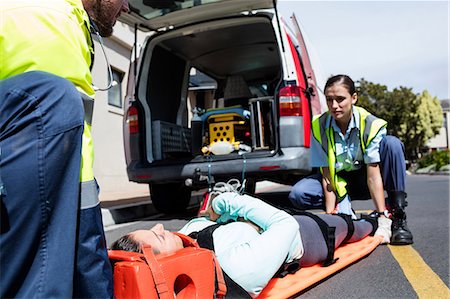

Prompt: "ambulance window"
[249,83,269,97]
[188,68,217,109]
[189,68,217,91]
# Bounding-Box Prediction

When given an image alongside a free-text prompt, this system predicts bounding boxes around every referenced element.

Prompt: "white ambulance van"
[120,0,325,213]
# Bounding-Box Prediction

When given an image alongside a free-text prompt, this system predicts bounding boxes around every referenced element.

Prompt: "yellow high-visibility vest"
[1,0,96,204]
[311,106,387,201]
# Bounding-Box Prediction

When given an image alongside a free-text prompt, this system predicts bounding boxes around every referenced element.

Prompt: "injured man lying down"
[111,182,389,297]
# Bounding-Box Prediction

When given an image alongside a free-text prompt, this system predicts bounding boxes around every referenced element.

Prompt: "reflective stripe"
[357,107,387,153]
[80,179,99,209]
[81,122,95,182]
[311,106,387,201]
[81,92,94,125]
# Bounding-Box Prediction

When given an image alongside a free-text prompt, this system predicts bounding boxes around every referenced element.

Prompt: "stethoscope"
[89,19,117,91]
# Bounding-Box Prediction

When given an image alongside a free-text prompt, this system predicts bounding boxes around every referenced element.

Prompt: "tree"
[416,90,443,148]
[356,79,443,161]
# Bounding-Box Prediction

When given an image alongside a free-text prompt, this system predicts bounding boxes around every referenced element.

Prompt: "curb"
[412,171,450,175]
[101,201,155,227]
[101,192,204,227]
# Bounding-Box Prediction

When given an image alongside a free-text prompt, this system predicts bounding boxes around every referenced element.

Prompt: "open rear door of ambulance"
[289,14,324,116]
[120,0,277,32]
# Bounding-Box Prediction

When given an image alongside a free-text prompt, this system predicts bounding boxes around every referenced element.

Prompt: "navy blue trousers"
[289,136,406,209]
[0,72,112,298]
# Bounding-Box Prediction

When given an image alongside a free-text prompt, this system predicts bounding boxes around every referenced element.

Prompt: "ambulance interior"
[139,16,283,161]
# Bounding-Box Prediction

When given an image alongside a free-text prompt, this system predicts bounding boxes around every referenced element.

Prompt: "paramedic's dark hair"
[324,74,356,95]
[110,234,160,255]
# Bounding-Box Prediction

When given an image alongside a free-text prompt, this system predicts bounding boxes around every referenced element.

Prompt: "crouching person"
[289,74,413,245]
[111,188,379,297]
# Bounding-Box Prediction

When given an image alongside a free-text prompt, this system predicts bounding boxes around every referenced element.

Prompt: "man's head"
[82,0,129,37]
[110,223,184,254]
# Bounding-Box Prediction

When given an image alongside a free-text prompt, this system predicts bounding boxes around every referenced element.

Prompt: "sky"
[277,0,449,100]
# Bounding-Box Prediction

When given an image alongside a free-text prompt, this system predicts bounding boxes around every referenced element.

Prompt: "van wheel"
[149,183,191,214]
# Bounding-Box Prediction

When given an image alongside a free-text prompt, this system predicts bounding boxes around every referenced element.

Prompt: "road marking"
[389,245,450,298]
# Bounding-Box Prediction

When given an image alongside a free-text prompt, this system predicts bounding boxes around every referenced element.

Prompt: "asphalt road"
[105,174,449,298]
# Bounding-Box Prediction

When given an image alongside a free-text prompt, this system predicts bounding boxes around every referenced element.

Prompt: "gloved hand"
[375,217,392,244]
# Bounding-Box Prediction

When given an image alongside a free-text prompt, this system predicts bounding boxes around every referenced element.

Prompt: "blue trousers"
[0,72,112,298]
[289,136,406,209]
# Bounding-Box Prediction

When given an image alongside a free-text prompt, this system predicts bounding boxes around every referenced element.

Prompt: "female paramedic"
[288,74,413,245]
[111,185,379,298]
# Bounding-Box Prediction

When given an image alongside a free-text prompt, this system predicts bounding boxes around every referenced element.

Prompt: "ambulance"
[120,0,326,213]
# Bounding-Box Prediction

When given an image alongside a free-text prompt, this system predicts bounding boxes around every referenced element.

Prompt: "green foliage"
[356,79,443,160]
[417,150,450,170]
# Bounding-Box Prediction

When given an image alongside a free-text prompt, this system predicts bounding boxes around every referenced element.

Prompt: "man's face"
[90,0,129,37]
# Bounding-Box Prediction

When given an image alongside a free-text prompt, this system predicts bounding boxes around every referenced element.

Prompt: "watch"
[376,210,390,218]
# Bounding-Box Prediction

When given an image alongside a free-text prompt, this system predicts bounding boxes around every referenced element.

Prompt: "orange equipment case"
[109,234,382,299]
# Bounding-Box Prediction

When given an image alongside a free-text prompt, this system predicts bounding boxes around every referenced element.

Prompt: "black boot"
[388,191,413,245]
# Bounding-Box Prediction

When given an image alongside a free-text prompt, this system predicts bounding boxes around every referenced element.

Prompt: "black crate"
[152,120,191,160]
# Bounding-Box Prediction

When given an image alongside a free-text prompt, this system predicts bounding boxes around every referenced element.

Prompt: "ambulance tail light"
[279,85,302,117]
[127,106,139,134]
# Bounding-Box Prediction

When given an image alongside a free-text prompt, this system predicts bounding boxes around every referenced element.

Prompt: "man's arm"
[321,167,337,213]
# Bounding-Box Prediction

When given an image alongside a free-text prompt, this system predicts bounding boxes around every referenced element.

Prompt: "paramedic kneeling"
[289,74,413,245]
[111,191,378,297]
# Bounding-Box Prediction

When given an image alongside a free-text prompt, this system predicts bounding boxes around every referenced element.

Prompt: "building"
[90,22,148,201]
[427,99,450,150]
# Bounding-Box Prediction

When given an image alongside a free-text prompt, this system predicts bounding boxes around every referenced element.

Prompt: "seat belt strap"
[336,213,355,244]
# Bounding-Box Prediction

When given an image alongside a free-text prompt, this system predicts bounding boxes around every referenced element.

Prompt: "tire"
[149,182,191,214]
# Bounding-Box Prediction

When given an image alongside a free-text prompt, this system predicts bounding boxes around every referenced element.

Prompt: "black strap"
[274,259,301,278]
[360,214,378,236]
[195,223,252,299]
[291,211,339,267]
[336,213,354,244]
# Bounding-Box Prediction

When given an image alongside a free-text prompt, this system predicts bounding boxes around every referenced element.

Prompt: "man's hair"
[110,234,160,255]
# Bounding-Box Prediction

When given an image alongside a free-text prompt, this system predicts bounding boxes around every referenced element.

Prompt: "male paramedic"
[289,74,413,245]
[0,0,129,297]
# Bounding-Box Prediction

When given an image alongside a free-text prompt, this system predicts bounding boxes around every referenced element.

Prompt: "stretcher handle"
[212,254,227,298]
[142,246,171,299]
